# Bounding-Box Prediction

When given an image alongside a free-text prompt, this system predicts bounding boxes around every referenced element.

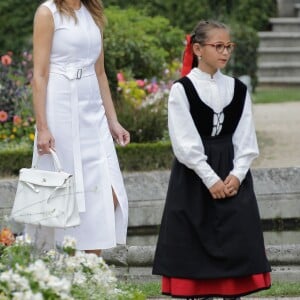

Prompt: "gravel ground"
[252,101,300,169]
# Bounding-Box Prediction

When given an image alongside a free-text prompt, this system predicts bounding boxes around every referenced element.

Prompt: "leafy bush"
[117,142,173,171]
[103,0,276,89]
[0,0,40,53]
[115,60,181,143]
[104,6,184,94]
[104,0,277,33]
[226,23,260,88]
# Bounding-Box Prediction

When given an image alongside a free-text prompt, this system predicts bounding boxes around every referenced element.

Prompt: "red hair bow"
[181,34,193,77]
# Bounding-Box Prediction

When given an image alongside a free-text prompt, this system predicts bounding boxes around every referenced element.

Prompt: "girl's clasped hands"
[209,174,240,200]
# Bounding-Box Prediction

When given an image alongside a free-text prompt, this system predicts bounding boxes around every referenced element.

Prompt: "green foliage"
[226,23,260,88]
[0,243,33,268]
[104,6,184,93]
[115,76,168,143]
[0,0,41,53]
[116,142,173,171]
[0,143,33,176]
[104,0,277,33]
[103,0,276,88]
[233,0,277,31]
[116,100,167,143]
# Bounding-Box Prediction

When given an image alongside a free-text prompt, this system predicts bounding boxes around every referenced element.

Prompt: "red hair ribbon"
[181,34,193,77]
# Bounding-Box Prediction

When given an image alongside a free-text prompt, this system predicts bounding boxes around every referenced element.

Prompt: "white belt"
[49,64,95,80]
[49,64,96,212]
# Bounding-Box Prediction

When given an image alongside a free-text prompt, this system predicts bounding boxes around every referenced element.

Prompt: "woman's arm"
[95,34,130,146]
[31,5,55,154]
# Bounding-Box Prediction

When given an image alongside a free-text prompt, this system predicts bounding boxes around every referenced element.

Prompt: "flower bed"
[0,227,144,299]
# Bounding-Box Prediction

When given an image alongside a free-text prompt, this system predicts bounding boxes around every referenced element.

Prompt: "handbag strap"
[33,149,63,172]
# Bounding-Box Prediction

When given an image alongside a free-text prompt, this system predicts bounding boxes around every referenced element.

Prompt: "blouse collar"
[189,67,223,81]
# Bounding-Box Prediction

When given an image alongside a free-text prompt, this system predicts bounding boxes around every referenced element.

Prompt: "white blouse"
[168,68,259,189]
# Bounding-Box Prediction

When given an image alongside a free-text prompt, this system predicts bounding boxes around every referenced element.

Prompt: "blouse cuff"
[229,169,247,184]
[195,161,221,189]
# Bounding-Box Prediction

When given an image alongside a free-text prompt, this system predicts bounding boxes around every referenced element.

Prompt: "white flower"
[15,233,32,245]
[73,272,86,285]
[27,260,51,282]
[62,236,77,249]
[45,249,58,259]
[0,270,30,292]
[12,291,43,300]
[47,275,71,294]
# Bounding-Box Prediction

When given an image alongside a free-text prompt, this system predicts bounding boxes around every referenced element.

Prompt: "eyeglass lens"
[215,43,234,53]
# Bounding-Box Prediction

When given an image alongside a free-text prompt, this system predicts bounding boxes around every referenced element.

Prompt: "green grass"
[125,281,300,298]
[252,86,300,103]
[256,281,300,296]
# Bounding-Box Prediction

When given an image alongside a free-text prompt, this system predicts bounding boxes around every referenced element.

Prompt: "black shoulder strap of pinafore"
[222,77,247,134]
[176,76,213,136]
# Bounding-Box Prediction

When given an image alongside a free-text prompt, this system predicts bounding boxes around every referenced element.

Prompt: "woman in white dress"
[29,0,130,255]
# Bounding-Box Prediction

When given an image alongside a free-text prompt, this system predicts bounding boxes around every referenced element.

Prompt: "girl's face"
[193,28,233,76]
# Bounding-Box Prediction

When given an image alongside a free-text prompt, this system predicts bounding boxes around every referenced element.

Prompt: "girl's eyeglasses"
[203,42,235,54]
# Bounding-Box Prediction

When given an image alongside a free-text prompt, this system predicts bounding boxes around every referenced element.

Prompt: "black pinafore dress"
[152,77,271,297]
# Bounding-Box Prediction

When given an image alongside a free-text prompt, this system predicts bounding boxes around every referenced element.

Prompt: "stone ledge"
[102,244,300,267]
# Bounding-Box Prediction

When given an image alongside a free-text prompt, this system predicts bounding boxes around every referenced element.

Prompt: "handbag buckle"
[76,68,82,79]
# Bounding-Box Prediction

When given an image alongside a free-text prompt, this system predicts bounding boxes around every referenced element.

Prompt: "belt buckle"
[76,68,82,79]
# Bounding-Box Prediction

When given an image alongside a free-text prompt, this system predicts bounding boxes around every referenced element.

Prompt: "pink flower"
[146,83,159,94]
[136,79,145,87]
[0,110,8,122]
[13,115,22,125]
[117,72,125,83]
[1,54,12,66]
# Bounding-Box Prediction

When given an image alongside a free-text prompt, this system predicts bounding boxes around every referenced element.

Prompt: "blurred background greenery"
[3,0,298,175]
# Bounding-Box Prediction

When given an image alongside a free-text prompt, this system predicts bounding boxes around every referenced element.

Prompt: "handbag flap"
[19,168,72,187]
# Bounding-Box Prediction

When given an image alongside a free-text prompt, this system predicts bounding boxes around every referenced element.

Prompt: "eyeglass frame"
[202,42,236,54]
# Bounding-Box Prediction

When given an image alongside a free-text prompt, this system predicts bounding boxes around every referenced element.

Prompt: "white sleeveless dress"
[27,0,128,250]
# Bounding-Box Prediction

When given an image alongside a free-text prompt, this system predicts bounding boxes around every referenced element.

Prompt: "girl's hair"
[190,20,229,67]
[54,0,106,29]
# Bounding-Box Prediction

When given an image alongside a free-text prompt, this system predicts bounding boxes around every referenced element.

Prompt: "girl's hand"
[108,120,130,146]
[209,180,227,199]
[37,128,55,155]
[224,174,240,197]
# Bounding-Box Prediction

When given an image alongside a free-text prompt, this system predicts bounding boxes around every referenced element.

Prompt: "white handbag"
[10,149,80,228]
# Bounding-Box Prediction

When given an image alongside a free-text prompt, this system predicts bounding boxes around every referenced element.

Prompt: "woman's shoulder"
[39,0,57,14]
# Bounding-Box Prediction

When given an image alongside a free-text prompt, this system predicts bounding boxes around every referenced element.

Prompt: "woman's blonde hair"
[54,0,106,29]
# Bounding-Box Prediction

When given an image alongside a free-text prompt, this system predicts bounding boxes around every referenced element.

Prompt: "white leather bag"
[10,149,80,228]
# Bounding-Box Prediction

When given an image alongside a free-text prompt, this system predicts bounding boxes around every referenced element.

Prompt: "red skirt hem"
[162,272,271,297]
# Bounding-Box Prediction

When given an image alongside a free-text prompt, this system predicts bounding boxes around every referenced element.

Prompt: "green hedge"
[0,142,173,176]
[117,142,173,171]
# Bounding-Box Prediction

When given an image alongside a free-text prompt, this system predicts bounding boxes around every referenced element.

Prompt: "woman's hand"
[224,174,240,197]
[108,120,130,146]
[36,128,55,154]
[209,180,227,199]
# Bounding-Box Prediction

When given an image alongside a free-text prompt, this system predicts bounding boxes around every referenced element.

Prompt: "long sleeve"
[168,83,220,188]
[230,90,259,183]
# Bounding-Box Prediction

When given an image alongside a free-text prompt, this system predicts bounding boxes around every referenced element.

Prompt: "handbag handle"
[33,149,63,172]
